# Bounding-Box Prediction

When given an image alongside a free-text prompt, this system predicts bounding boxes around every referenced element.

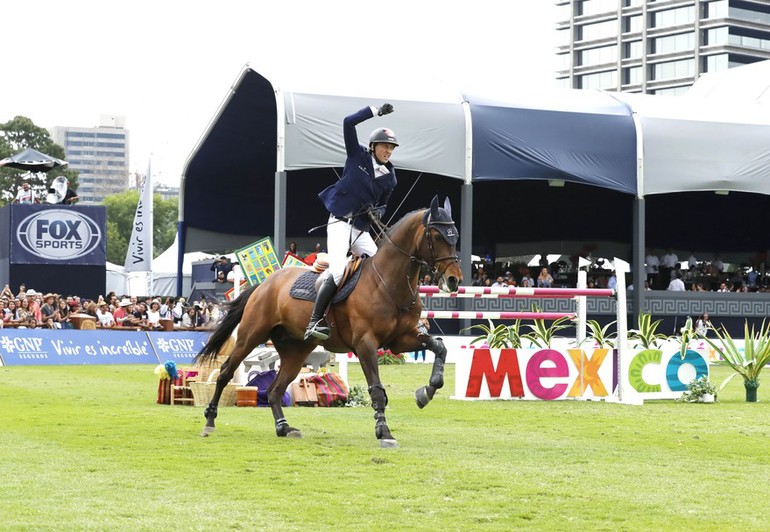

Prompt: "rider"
[304,103,398,342]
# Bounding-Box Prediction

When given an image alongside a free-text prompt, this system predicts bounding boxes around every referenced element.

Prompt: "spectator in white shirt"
[667,273,686,291]
[146,300,162,329]
[12,182,39,204]
[96,302,115,327]
[645,249,660,285]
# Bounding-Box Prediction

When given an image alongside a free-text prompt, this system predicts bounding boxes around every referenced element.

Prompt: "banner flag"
[124,160,153,272]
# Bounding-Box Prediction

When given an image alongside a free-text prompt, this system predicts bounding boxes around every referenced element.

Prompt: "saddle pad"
[289,263,364,303]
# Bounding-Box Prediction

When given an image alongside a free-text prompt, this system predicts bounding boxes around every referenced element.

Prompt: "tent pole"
[176,221,185,297]
[274,171,287,255]
[461,182,473,333]
[632,197,645,322]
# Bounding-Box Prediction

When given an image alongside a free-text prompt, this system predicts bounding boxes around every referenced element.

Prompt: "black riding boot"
[304,276,338,341]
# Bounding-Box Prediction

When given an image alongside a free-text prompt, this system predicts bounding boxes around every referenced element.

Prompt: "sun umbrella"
[0,147,67,172]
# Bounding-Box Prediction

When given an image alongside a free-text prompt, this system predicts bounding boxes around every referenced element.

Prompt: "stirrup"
[304,320,330,341]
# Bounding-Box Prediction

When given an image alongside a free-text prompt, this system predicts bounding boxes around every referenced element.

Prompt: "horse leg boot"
[304,276,337,342]
[202,404,218,436]
[369,383,397,448]
[201,358,235,436]
[414,336,447,409]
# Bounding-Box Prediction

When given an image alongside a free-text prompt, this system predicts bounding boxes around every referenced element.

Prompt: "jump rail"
[420,311,576,321]
[418,286,615,298]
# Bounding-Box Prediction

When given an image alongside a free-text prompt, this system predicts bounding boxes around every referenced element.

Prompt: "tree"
[0,116,79,205]
[102,190,178,265]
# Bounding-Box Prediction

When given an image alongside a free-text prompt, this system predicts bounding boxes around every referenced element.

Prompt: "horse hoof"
[379,439,399,449]
[200,426,215,437]
[415,386,435,409]
[286,429,303,439]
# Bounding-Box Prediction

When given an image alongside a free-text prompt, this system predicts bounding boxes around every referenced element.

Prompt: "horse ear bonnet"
[423,195,459,245]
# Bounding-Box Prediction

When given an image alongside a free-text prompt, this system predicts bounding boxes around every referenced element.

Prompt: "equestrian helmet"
[368,128,399,147]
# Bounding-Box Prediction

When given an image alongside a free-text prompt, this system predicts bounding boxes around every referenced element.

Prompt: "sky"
[1,0,559,187]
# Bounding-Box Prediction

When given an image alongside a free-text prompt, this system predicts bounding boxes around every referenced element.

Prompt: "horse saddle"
[289,256,366,303]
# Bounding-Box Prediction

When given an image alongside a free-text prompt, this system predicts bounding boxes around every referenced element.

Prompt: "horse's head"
[421,196,462,292]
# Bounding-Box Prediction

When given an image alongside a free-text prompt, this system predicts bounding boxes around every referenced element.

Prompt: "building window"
[578,19,617,41]
[651,32,695,54]
[706,0,728,19]
[623,0,642,6]
[730,31,770,51]
[556,27,572,47]
[577,70,618,89]
[623,66,642,85]
[651,58,695,80]
[623,40,643,59]
[578,0,617,17]
[623,15,642,33]
[557,2,573,21]
[704,26,729,46]
[729,5,770,25]
[704,53,729,72]
[652,86,690,96]
[577,44,618,66]
[652,6,695,28]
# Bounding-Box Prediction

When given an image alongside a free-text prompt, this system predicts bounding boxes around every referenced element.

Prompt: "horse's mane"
[385,208,425,237]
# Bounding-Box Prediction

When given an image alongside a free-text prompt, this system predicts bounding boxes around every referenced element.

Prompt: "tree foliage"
[102,190,178,265]
[0,116,79,205]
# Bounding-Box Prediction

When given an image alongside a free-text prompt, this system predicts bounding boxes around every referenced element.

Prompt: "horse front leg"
[357,343,398,448]
[201,358,233,437]
[415,335,447,409]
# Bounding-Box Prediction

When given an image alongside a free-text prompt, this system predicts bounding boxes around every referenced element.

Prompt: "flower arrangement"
[377,349,406,365]
[680,375,717,403]
[345,385,372,407]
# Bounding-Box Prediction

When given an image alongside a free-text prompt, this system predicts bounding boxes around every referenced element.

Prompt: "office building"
[50,115,130,204]
[556,0,770,94]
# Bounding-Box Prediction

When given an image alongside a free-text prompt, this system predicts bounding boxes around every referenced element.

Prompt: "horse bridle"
[370,215,460,311]
[422,223,460,286]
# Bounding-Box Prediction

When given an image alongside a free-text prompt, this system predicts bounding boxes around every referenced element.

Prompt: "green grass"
[1,363,769,530]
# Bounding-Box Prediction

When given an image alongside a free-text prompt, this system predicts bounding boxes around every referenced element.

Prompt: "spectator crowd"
[0,283,221,330]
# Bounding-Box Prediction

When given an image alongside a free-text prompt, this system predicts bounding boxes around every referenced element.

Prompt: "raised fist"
[378,103,394,116]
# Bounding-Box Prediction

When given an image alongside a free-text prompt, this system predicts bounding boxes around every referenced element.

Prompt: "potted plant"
[680,375,717,403]
[581,319,617,348]
[699,319,770,402]
[628,313,667,350]
[522,304,574,348]
[462,319,524,349]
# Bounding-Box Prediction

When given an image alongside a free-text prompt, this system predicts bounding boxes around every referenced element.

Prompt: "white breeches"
[326,215,377,284]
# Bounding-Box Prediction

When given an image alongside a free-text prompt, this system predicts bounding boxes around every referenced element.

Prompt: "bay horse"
[194,196,463,447]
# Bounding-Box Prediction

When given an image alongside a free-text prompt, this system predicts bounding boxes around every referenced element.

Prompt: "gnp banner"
[146,331,211,364]
[10,204,106,265]
[0,330,213,366]
[0,329,156,366]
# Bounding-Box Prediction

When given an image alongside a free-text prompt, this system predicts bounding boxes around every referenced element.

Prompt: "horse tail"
[194,284,258,366]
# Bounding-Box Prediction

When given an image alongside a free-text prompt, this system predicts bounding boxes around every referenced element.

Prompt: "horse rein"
[369,213,459,311]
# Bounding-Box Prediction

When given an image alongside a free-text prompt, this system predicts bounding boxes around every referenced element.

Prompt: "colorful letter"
[526,350,569,400]
[628,349,662,393]
[465,349,525,398]
[666,349,709,392]
[567,348,609,397]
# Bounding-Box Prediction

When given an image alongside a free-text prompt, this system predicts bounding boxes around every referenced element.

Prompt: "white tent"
[105,237,217,297]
